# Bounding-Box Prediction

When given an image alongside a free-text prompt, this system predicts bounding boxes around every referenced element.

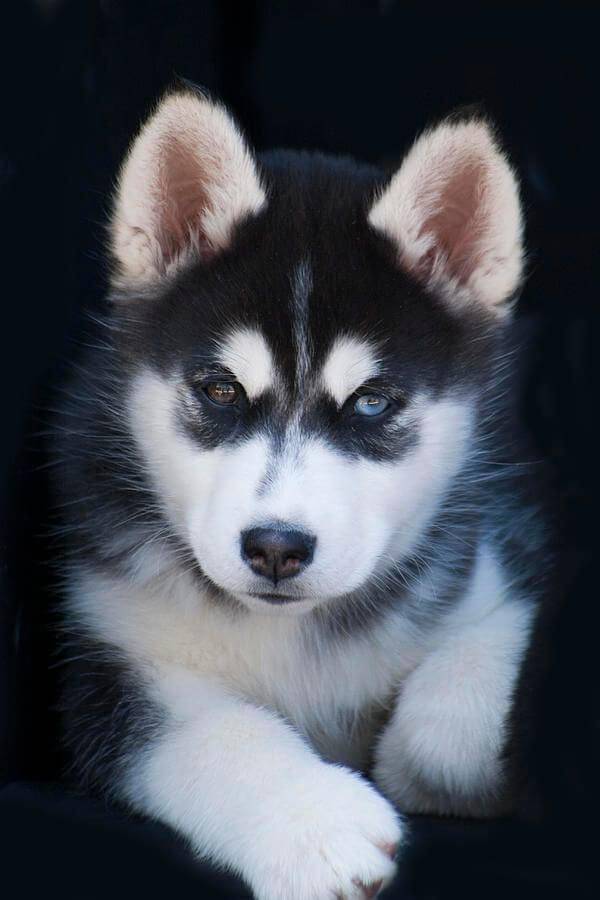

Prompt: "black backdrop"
[1,2,598,897]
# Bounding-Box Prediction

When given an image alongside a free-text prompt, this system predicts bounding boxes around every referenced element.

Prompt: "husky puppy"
[55,87,547,899]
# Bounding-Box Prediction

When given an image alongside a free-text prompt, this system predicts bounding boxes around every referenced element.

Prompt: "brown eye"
[204,381,243,406]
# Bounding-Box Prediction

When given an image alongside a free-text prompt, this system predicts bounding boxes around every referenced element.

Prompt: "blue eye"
[353,394,391,417]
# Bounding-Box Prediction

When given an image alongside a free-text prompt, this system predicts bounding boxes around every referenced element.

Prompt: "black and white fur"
[54,87,548,899]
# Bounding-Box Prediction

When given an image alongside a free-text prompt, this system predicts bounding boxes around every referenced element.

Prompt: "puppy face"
[127,333,475,613]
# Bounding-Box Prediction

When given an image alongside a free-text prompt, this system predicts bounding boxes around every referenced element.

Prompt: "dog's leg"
[119,664,402,900]
[373,596,534,816]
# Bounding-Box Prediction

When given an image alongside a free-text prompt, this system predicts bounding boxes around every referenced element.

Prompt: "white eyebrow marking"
[217,327,275,399]
[291,258,313,386]
[320,336,380,406]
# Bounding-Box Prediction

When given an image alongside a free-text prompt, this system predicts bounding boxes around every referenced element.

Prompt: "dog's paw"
[245,764,403,900]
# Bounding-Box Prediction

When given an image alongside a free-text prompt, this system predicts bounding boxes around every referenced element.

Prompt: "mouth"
[196,565,310,607]
[246,591,306,604]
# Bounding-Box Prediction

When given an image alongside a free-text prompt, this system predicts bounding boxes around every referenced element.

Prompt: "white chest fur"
[68,542,531,772]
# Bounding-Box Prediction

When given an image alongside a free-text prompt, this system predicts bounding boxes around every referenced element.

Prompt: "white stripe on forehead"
[320,336,380,406]
[217,327,275,399]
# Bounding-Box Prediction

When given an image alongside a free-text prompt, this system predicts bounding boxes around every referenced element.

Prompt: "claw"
[377,841,398,861]
[363,878,384,898]
[352,876,384,899]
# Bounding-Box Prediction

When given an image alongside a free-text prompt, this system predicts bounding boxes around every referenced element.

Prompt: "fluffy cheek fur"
[128,370,474,607]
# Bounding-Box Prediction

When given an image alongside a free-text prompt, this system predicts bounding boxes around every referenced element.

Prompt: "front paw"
[245,764,403,900]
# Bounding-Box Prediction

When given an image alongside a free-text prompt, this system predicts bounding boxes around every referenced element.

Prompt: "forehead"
[216,323,380,404]
[124,157,480,395]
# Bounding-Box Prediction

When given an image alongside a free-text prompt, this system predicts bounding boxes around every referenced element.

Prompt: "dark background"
[1,2,598,897]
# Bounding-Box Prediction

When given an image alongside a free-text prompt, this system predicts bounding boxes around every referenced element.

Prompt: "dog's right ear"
[110,88,266,286]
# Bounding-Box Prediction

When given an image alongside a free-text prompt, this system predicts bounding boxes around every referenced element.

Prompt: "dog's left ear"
[368,117,523,316]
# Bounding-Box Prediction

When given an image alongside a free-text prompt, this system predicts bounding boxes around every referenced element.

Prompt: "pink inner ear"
[112,92,266,284]
[369,119,522,310]
[416,157,489,286]
[156,138,213,267]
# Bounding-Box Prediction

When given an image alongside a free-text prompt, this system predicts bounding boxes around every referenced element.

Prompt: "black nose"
[241,526,316,584]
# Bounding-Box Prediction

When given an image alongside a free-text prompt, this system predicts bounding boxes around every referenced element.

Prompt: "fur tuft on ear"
[367,118,523,315]
[110,88,266,284]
